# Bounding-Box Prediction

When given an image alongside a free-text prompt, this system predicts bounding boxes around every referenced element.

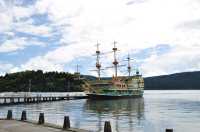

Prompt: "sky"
[0,0,200,77]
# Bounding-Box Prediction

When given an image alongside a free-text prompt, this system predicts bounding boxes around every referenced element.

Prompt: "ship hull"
[87,93,143,99]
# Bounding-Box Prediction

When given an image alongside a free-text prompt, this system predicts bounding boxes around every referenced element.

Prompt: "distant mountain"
[144,71,200,90]
[81,75,97,80]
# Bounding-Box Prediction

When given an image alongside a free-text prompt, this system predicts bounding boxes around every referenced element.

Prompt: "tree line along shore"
[0,70,84,92]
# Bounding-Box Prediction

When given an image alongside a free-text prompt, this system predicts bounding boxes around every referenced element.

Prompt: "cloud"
[8,56,64,74]
[10,43,93,73]
[141,45,200,77]
[0,37,47,53]
[0,62,14,75]
[32,0,200,51]
[0,9,13,32]
[0,37,28,52]
[19,56,64,72]
[0,0,34,33]
[44,44,94,64]
[1,0,200,76]
[12,5,35,20]
[0,62,13,71]
[15,22,53,37]
[126,0,147,5]
[0,0,53,54]
[177,19,200,29]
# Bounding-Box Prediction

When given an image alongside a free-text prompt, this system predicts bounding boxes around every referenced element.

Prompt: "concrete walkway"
[0,120,89,132]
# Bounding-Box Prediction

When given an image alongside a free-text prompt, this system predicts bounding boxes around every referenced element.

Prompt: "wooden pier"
[0,92,87,105]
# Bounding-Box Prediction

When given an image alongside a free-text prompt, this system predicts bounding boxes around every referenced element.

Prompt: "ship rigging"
[93,41,137,79]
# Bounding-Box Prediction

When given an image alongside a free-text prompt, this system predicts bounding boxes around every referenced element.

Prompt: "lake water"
[0,90,200,132]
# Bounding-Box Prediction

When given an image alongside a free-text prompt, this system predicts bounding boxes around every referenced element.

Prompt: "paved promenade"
[0,120,89,132]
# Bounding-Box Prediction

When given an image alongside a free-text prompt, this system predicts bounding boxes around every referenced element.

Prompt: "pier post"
[33,97,35,102]
[4,98,6,104]
[7,110,12,120]
[63,116,70,129]
[10,98,14,104]
[21,110,27,121]
[24,97,27,103]
[37,97,40,102]
[38,113,45,124]
[67,95,70,100]
[30,97,32,102]
[166,129,173,132]
[18,97,20,103]
[36,97,39,103]
[27,97,30,103]
[104,121,112,132]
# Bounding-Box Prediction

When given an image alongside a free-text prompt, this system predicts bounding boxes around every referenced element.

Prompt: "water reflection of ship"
[84,98,144,132]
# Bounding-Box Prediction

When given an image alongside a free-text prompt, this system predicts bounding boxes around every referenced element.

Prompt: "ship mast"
[96,43,101,80]
[74,64,80,74]
[113,41,119,77]
[74,64,80,80]
[127,54,131,77]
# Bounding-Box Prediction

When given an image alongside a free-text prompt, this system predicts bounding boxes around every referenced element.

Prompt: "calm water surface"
[0,90,200,132]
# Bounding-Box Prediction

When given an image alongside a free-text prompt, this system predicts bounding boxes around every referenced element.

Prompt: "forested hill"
[0,70,85,92]
[144,71,200,90]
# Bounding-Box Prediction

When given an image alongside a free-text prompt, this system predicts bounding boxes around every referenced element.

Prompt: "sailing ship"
[84,42,144,99]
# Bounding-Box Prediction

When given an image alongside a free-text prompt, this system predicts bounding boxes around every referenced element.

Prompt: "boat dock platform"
[0,92,87,105]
